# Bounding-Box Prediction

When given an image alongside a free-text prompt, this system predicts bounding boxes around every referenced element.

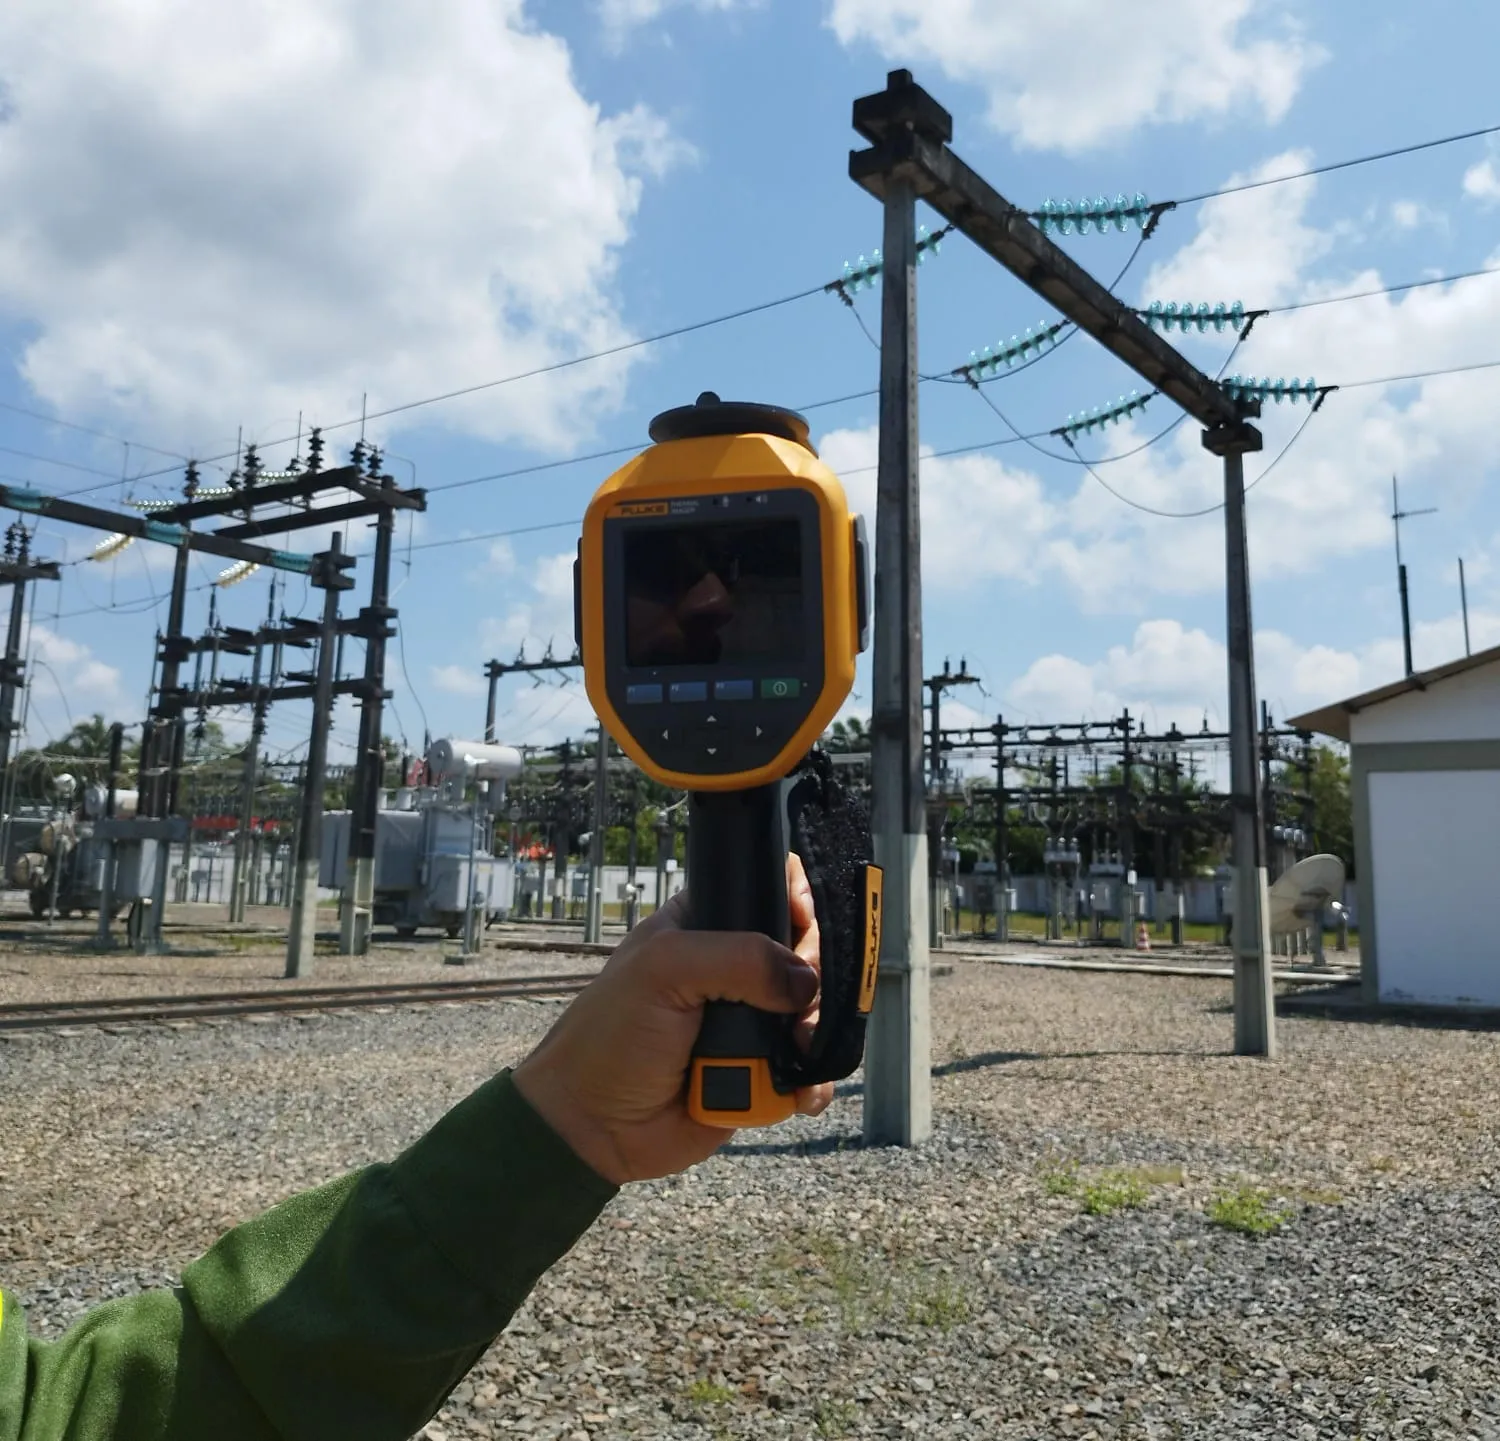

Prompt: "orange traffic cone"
[1135,921,1150,951]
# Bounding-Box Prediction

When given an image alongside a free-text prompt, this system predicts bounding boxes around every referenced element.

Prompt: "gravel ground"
[0,903,613,1002]
[4,948,1499,1439]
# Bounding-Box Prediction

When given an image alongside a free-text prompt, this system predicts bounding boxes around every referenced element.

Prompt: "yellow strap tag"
[858,864,883,1014]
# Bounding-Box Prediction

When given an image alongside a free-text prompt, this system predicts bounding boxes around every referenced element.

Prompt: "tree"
[1308,744,1354,875]
[823,716,869,753]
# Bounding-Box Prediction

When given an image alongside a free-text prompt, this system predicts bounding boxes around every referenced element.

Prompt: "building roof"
[1288,643,1500,742]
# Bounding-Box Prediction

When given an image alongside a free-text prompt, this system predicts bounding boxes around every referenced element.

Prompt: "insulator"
[216,560,260,588]
[90,533,134,562]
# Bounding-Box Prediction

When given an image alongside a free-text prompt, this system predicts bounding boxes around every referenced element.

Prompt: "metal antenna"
[1391,476,1437,676]
[1459,557,1472,657]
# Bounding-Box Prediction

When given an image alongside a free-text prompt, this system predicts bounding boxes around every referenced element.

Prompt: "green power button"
[761,677,801,699]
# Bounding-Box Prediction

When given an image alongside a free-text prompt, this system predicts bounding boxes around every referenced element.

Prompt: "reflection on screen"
[623,520,805,667]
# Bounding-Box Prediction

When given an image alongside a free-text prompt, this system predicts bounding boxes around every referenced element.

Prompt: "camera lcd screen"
[623,519,806,668]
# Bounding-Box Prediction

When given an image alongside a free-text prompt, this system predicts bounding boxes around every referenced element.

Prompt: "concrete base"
[863,830,932,1147]
[285,857,322,978]
[339,856,374,956]
[1232,864,1277,1058]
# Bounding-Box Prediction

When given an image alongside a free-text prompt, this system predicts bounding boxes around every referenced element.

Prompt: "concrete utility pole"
[286,536,354,979]
[854,73,946,1146]
[483,650,580,744]
[136,522,194,951]
[1210,431,1275,1055]
[850,67,1275,1057]
[584,729,608,943]
[0,527,60,814]
[342,465,397,955]
[92,722,125,949]
[992,716,1009,941]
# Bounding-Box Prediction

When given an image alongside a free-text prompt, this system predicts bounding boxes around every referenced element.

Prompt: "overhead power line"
[9,115,1499,508]
[1171,122,1500,208]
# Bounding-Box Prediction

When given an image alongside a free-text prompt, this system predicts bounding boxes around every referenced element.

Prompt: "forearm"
[0,1071,616,1441]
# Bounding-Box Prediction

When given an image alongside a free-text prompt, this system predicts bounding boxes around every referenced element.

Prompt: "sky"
[2,0,1499,768]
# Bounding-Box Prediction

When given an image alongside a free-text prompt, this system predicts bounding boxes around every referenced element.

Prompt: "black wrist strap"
[772,749,882,1090]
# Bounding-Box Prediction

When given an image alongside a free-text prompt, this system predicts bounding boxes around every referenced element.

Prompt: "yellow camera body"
[575,394,870,1129]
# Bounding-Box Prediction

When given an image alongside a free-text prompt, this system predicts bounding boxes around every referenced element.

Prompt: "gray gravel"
[5,953,1500,1439]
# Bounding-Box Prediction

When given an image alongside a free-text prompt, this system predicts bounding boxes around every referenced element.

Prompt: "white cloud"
[1005,610,1500,731]
[479,551,578,657]
[1463,146,1500,207]
[825,0,1318,152]
[1142,152,1329,308]
[430,664,485,697]
[0,1,691,454]
[1011,164,1500,611]
[1390,199,1447,234]
[596,0,752,36]
[13,621,125,746]
[819,425,1063,589]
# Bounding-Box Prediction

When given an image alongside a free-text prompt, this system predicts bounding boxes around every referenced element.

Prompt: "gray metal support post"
[93,723,124,949]
[864,168,931,1147]
[927,679,943,951]
[287,538,348,979]
[0,577,27,786]
[992,717,1009,942]
[1460,557,1472,656]
[460,792,481,959]
[1212,435,1276,1057]
[230,589,274,924]
[140,535,192,951]
[584,731,608,943]
[341,473,396,955]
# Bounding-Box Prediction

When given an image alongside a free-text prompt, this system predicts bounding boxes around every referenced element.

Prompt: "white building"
[1290,644,1500,1010]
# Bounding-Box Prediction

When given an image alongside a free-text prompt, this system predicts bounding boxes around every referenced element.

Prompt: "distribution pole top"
[847,69,1261,444]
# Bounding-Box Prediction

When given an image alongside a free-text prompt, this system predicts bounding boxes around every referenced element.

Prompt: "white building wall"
[1349,661,1500,745]
[1368,768,1500,1006]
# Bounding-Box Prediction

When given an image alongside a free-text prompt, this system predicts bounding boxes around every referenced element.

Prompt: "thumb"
[650,930,820,1014]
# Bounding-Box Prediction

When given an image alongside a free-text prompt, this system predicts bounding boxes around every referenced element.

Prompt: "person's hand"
[513,854,833,1185]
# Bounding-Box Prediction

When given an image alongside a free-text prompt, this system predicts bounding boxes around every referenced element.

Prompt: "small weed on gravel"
[682,1378,736,1408]
[813,1397,858,1437]
[905,1270,973,1331]
[1080,1171,1150,1216]
[1208,1183,1291,1236]
[1040,1160,1080,1197]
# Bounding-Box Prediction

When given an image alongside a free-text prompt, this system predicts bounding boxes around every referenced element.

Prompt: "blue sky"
[2,0,1499,765]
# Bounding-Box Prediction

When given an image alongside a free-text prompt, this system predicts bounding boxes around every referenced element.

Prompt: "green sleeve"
[0,1069,617,1441]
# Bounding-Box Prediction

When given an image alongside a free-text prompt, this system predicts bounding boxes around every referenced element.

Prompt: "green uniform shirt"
[0,1070,618,1440]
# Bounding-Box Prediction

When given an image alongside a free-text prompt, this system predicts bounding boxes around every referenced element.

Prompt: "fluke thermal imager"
[576,392,877,1128]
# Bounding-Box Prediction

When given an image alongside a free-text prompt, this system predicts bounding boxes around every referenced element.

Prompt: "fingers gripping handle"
[685,785,798,1128]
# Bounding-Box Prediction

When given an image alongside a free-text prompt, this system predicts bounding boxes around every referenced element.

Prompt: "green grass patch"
[1040,1160,1081,1197]
[1298,1186,1343,1206]
[814,1398,859,1437]
[682,1379,736,1408]
[1126,1163,1186,1187]
[1207,1184,1290,1236]
[906,1271,973,1331]
[1080,1171,1150,1216]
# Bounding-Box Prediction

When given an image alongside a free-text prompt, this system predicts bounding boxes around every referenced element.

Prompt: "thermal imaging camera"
[577,393,875,1128]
